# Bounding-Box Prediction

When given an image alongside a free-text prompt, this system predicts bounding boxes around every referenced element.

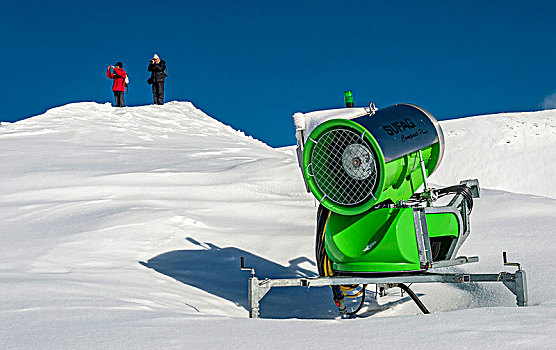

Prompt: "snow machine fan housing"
[302,104,445,216]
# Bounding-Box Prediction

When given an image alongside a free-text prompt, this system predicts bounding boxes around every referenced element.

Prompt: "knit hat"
[153,54,159,60]
[115,62,123,68]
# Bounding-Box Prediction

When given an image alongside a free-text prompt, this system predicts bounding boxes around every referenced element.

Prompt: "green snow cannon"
[296,103,479,275]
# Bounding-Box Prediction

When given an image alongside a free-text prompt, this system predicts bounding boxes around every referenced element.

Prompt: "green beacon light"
[344,91,354,108]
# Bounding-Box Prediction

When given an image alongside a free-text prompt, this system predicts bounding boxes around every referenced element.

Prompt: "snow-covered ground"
[1,102,555,349]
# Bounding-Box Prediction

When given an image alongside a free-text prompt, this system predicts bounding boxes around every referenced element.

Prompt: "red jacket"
[107,67,127,92]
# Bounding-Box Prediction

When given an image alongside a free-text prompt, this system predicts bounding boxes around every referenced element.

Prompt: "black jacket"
[148,60,167,83]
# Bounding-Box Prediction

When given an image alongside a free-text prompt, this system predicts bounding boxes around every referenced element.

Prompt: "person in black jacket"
[147,54,167,105]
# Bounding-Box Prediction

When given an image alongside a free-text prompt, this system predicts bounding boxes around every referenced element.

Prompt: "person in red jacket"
[106,62,127,107]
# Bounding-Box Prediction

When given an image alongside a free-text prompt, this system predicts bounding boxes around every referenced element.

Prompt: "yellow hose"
[320,211,365,299]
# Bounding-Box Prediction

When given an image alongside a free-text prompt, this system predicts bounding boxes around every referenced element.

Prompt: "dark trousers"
[152,82,164,105]
[114,91,125,107]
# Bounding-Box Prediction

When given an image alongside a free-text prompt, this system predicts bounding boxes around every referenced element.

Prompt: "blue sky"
[2,1,556,146]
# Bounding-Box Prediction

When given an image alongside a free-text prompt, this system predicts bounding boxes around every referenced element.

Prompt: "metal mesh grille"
[310,128,378,206]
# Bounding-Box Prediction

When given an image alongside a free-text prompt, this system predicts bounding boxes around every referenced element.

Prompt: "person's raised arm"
[107,66,114,79]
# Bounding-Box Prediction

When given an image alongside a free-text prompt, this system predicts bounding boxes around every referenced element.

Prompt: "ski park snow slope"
[0,101,555,349]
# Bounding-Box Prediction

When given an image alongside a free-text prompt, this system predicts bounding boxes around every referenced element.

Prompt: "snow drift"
[430,110,556,198]
[0,101,555,349]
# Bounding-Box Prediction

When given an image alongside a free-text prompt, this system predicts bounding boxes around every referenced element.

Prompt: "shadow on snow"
[139,237,423,318]
[139,237,343,319]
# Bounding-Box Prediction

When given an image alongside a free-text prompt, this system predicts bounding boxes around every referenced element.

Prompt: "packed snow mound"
[0,101,267,148]
[432,110,556,199]
[1,102,555,348]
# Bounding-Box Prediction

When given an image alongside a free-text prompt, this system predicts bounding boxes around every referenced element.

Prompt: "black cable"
[315,204,330,276]
[398,283,430,314]
[345,287,366,317]
[437,185,474,213]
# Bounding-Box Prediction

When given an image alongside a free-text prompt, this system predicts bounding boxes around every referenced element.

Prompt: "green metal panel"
[324,208,421,273]
[426,213,459,238]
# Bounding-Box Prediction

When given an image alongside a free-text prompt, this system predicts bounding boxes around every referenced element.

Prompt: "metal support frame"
[241,256,527,318]
[412,179,480,269]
